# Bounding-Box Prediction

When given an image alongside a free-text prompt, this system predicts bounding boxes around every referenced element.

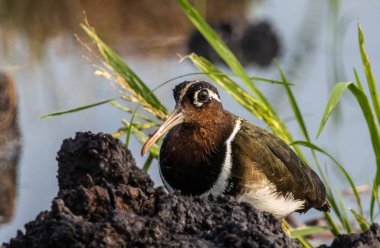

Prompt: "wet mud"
[3,132,379,247]
[3,132,298,248]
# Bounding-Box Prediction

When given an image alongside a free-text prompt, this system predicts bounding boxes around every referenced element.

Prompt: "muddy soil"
[2,132,380,247]
[319,223,380,248]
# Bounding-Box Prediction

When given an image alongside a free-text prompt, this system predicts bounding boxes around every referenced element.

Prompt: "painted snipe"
[141,81,330,218]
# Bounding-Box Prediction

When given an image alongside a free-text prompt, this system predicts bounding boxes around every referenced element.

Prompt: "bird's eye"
[197,89,209,103]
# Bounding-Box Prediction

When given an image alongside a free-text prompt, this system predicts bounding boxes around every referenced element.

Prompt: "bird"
[141,80,330,218]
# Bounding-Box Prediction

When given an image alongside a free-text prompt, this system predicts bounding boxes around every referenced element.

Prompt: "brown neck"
[159,110,234,195]
[186,110,233,154]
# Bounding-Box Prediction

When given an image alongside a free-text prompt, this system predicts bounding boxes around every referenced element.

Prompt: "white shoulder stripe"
[202,118,241,197]
[159,164,174,193]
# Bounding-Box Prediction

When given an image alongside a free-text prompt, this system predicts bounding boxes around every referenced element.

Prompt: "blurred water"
[0,0,379,243]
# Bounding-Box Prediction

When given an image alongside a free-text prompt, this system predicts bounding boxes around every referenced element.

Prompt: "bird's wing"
[232,118,328,211]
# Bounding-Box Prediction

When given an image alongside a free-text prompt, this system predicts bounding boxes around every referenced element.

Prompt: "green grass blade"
[326,194,346,233]
[250,76,294,86]
[276,64,347,228]
[110,101,157,123]
[350,208,370,232]
[131,122,157,130]
[81,23,168,119]
[347,83,380,220]
[121,119,159,158]
[142,153,154,172]
[358,24,380,124]
[345,83,380,166]
[176,0,276,115]
[40,98,119,118]
[188,54,295,143]
[316,82,351,138]
[371,181,380,221]
[291,140,364,217]
[276,62,310,141]
[290,226,329,239]
[296,237,312,248]
[125,106,139,149]
[324,212,341,235]
[353,68,363,90]
[188,56,263,116]
[157,71,293,87]
[178,0,306,171]
[336,189,352,233]
[282,220,313,248]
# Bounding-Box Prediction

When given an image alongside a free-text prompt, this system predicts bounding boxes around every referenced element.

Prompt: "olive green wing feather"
[232,118,329,212]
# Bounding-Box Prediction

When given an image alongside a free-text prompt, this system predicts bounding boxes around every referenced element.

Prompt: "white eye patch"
[193,89,221,107]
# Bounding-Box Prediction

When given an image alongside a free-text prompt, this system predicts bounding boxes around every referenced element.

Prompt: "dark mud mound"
[3,132,299,248]
[319,223,380,248]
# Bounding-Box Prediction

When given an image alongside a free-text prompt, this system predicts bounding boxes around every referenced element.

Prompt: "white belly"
[238,182,305,218]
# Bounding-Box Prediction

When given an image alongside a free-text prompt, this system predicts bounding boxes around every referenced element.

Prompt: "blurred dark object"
[240,21,281,66]
[188,20,281,67]
[318,224,380,248]
[0,0,249,58]
[0,72,21,224]
[188,21,239,64]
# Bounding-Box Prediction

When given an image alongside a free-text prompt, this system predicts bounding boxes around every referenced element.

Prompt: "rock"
[319,223,380,248]
[3,132,300,247]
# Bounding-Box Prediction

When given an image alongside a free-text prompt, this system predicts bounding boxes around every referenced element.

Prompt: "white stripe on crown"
[193,89,221,107]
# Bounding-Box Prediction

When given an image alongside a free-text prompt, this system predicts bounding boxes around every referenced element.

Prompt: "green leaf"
[40,98,119,118]
[325,193,345,234]
[353,68,363,90]
[350,208,370,232]
[121,119,160,158]
[110,101,157,123]
[316,82,351,138]
[295,237,313,248]
[142,153,154,172]
[176,0,278,119]
[336,189,352,233]
[188,54,294,145]
[290,226,329,239]
[317,80,380,220]
[250,76,294,86]
[324,212,341,235]
[157,71,293,87]
[81,23,168,120]
[125,106,139,149]
[358,24,380,124]
[276,63,310,141]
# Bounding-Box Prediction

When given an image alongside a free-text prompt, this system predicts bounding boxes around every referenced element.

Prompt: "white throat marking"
[201,118,241,197]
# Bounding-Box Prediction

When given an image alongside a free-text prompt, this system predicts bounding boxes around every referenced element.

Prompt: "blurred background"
[0,0,379,243]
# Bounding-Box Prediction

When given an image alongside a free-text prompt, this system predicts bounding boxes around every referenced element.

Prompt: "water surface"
[0,0,379,243]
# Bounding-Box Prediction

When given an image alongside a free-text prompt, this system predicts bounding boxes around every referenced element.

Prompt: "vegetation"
[42,0,380,245]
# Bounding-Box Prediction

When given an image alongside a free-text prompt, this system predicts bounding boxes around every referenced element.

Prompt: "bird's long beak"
[141,107,184,156]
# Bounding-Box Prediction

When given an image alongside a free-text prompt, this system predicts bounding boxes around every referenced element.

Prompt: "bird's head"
[141,80,224,156]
